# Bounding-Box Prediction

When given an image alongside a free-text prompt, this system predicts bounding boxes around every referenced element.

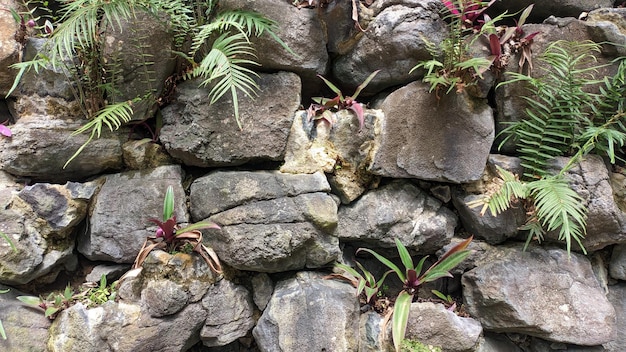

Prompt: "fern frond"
[64,100,134,168]
[527,176,587,255]
[467,166,527,216]
[189,32,260,129]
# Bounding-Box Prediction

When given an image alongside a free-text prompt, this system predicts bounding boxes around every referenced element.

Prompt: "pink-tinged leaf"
[177,221,220,234]
[392,291,413,352]
[405,269,419,288]
[323,96,342,109]
[0,125,11,137]
[442,0,460,16]
[348,103,365,131]
[351,70,380,100]
[522,31,540,43]
[149,217,177,241]
[488,34,501,56]
[499,27,517,44]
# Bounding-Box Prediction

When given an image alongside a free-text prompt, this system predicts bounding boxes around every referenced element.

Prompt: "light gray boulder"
[333,0,447,94]
[200,279,255,347]
[370,81,493,183]
[253,272,360,352]
[160,72,300,167]
[77,165,187,263]
[0,179,98,285]
[609,244,626,280]
[251,273,274,311]
[191,170,340,272]
[587,8,626,56]
[604,283,626,352]
[0,284,51,352]
[405,302,483,352]
[462,244,616,346]
[337,180,457,254]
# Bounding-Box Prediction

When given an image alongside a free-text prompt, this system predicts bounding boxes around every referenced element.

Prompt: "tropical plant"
[412,1,538,95]
[85,274,117,306]
[356,237,473,352]
[131,186,222,274]
[7,0,291,166]
[328,260,391,305]
[0,288,8,340]
[470,40,626,255]
[17,284,76,319]
[307,70,380,130]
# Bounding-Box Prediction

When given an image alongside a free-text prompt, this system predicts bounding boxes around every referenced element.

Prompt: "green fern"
[63,100,135,168]
[474,42,626,255]
[497,40,603,178]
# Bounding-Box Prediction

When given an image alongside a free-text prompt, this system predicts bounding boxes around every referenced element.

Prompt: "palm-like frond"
[468,166,528,216]
[527,176,587,255]
[64,100,134,168]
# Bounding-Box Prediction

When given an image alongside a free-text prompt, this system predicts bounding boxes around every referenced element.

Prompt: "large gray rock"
[1,97,125,182]
[200,279,255,347]
[405,302,483,352]
[78,165,187,263]
[218,0,328,97]
[462,244,616,346]
[160,72,300,167]
[0,284,51,352]
[370,81,493,183]
[253,272,360,352]
[191,171,340,272]
[336,180,457,254]
[333,0,447,94]
[609,244,626,280]
[102,10,176,121]
[48,301,206,352]
[0,180,98,285]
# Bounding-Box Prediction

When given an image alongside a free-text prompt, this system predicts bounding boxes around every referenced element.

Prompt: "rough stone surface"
[253,272,360,352]
[251,273,273,311]
[102,10,176,121]
[78,165,187,263]
[333,0,447,94]
[371,81,493,183]
[191,170,340,272]
[200,279,255,347]
[142,279,188,317]
[281,109,382,203]
[359,310,386,352]
[0,99,125,182]
[337,180,457,254]
[48,301,206,352]
[405,302,483,352]
[0,180,97,285]
[160,72,301,167]
[122,139,174,170]
[587,8,626,56]
[0,284,51,352]
[462,244,616,345]
[218,0,328,98]
[609,244,626,280]
[604,283,626,352]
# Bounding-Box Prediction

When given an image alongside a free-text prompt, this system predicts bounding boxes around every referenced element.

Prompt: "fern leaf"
[528,176,587,255]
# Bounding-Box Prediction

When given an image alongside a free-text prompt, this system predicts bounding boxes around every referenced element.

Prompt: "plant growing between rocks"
[333,237,473,352]
[307,70,380,130]
[412,0,538,95]
[7,0,291,167]
[131,185,222,274]
[470,40,626,255]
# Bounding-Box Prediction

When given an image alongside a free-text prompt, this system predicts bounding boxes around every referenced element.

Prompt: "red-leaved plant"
[307,70,380,131]
[132,186,222,274]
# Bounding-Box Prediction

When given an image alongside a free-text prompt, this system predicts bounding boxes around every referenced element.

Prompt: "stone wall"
[0,1,625,351]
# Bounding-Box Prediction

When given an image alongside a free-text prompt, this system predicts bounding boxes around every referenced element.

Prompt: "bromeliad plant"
[337,237,473,352]
[132,186,222,274]
[307,70,380,130]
